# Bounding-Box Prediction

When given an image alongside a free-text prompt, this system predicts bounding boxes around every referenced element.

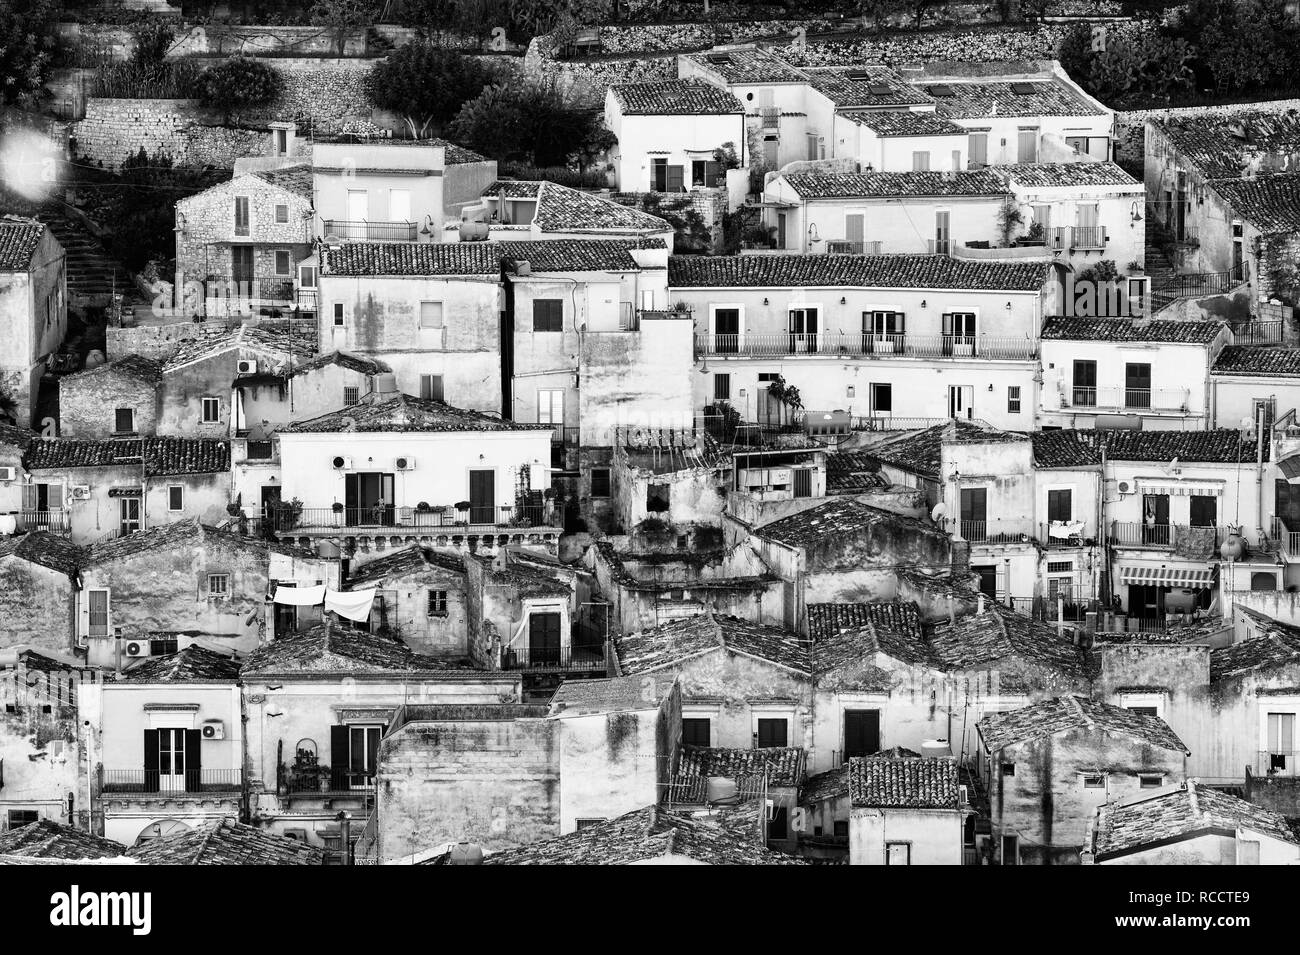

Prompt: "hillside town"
[0,0,1299,871]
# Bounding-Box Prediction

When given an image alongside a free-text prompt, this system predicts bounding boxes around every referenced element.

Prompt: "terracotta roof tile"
[61,354,163,385]
[1213,345,1300,377]
[0,219,46,270]
[1031,428,1265,466]
[995,161,1140,188]
[840,109,966,136]
[667,253,1048,291]
[24,437,229,475]
[610,79,744,115]
[805,67,933,108]
[127,818,324,865]
[849,756,960,809]
[485,181,670,235]
[1211,173,1300,234]
[1149,110,1300,181]
[0,821,126,860]
[345,544,464,588]
[924,79,1104,119]
[1042,317,1226,344]
[280,392,551,433]
[121,645,241,683]
[289,350,390,378]
[806,601,924,644]
[825,449,886,493]
[978,693,1189,753]
[616,613,810,674]
[251,164,312,198]
[758,497,949,548]
[678,745,806,786]
[781,168,1008,199]
[322,238,658,276]
[684,48,807,84]
[0,531,85,577]
[241,620,476,675]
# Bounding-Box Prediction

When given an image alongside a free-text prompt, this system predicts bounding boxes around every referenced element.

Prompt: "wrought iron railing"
[322,219,417,241]
[826,240,882,254]
[695,332,1037,360]
[1062,385,1189,412]
[14,510,71,534]
[100,768,243,795]
[499,641,608,672]
[254,503,557,534]
[957,519,1036,544]
[279,765,377,798]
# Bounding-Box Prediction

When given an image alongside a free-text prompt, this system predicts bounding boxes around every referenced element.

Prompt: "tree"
[454,0,507,48]
[0,388,17,426]
[856,0,904,31]
[449,81,611,167]
[365,43,498,136]
[0,0,62,110]
[310,0,377,57]
[195,57,284,122]
[131,20,174,67]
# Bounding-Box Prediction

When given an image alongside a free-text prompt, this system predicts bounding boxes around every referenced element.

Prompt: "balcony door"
[529,611,562,665]
[788,307,819,353]
[864,310,904,353]
[960,487,988,542]
[330,724,383,791]
[713,308,740,354]
[345,472,395,527]
[469,468,495,524]
[1142,493,1170,545]
[1267,712,1296,775]
[844,212,865,252]
[143,727,200,793]
[843,710,880,760]
[1125,362,1152,409]
[934,211,950,254]
[231,246,254,288]
[1073,360,1097,406]
[119,497,141,536]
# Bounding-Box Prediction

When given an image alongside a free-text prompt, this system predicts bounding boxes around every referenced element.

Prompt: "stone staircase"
[37,207,135,308]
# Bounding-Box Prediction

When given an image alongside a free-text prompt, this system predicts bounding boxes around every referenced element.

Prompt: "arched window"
[1251,573,1277,592]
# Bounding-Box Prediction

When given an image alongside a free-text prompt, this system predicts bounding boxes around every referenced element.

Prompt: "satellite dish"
[931,502,948,522]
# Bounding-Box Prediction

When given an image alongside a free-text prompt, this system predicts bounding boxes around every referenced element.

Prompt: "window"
[1000,762,1015,777]
[333,303,344,327]
[114,407,135,434]
[1125,362,1152,409]
[646,484,670,513]
[419,301,444,329]
[201,396,220,423]
[167,485,184,512]
[419,374,444,402]
[886,842,911,865]
[1073,359,1097,406]
[274,250,291,276]
[343,386,359,406]
[6,810,38,830]
[1047,488,1073,523]
[119,497,140,535]
[1047,560,1073,573]
[299,265,316,288]
[713,373,731,402]
[533,299,563,332]
[1139,774,1164,789]
[756,717,788,748]
[234,196,250,236]
[1267,712,1295,770]
[427,590,448,616]
[833,820,849,839]
[590,468,611,498]
[1129,706,1158,718]
[1007,385,1021,414]
[968,132,988,167]
[538,389,564,426]
[275,127,288,156]
[911,151,930,171]
[88,589,110,637]
[1082,773,1105,789]
[208,574,229,597]
[150,637,178,655]
[691,159,722,187]
[1189,494,1217,528]
[575,818,605,831]
[682,718,711,747]
[870,382,892,414]
[274,204,289,224]
[1001,834,1019,865]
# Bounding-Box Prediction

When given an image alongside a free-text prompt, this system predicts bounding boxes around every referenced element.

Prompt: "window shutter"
[185,729,202,792]
[330,724,349,791]
[143,729,159,793]
[666,165,684,192]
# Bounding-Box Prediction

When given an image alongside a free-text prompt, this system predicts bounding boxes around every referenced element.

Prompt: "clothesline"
[272,583,377,622]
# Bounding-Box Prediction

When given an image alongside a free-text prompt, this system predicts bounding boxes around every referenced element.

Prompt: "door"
[1001,834,1019,865]
[793,468,812,498]
[345,473,395,527]
[864,311,904,352]
[88,589,109,637]
[1267,712,1296,774]
[1142,493,1170,545]
[1125,362,1152,409]
[763,135,778,167]
[1233,234,1244,282]
[776,213,786,250]
[969,133,987,167]
[347,190,368,232]
[942,312,975,354]
[1073,360,1097,406]
[948,384,974,419]
[973,564,997,599]
[651,158,667,192]
[1075,202,1100,248]
[469,469,495,524]
[960,487,988,541]
[843,710,880,759]
[844,213,865,252]
[1129,583,1166,620]
[886,843,911,865]
[713,307,740,353]
[157,728,186,792]
[934,211,950,254]
[788,307,819,353]
[388,188,411,223]
[231,246,254,289]
[1017,129,1038,162]
[119,497,141,536]
[528,612,562,665]
[666,165,684,193]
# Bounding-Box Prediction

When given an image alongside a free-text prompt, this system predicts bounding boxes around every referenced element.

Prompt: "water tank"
[448,842,484,865]
[1220,530,1247,561]
[83,349,106,370]
[921,739,952,758]
[459,220,489,242]
[316,540,341,559]
[374,372,397,394]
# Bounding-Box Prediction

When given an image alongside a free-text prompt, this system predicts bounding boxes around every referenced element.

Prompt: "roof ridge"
[1186,778,1201,821]
[1065,693,1092,726]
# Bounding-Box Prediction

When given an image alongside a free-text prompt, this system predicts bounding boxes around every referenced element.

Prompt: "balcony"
[13,510,71,535]
[321,219,418,241]
[826,240,882,255]
[695,332,1037,361]
[278,765,377,800]
[100,768,243,796]
[1272,517,1300,562]
[1051,226,1107,252]
[1062,386,1190,414]
[256,503,559,535]
[956,519,1036,545]
[1041,521,1095,548]
[500,640,610,673]
[1255,751,1300,777]
[1109,522,1231,553]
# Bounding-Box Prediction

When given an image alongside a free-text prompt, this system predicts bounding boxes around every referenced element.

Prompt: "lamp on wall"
[1130,201,1143,223]
[920,299,927,308]
[419,215,435,237]
[763,297,769,306]
[840,296,846,305]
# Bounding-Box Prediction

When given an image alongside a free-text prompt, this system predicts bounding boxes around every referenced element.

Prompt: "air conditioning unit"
[124,641,149,658]
[201,719,225,740]
[237,359,258,375]
[1116,480,1133,495]
[0,467,14,482]
[394,456,416,471]
[71,485,91,500]
[332,456,352,470]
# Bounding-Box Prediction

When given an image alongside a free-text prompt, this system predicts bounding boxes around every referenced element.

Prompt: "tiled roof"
[780,168,1008,199]
[482,804,805,865]
[995,161,1140,188]
[610,79,743,115]
[163,324,317,372]
[849,756,961,809]
[1149,110,1300,182]
[806,601,924,644]
[1213,345,1300,378]
[678,745,806,786]
[252,164,312,198]
[485,180,671,234]
[667,254,1049,291]
[1210,619,1300,682]
[805,67,932,108]
[1031,428,1266,466]
[289,350,390,378]
[24,437,229,475]
[758,497,949,549]
[799,764,850,805]
[615,612,809,675]
[83,519,317,566]
[924,79,1105,119]
[840,109,966,136]
[126,818,324,865]
[1093,780,1298,861]
[1211,174,1300,234]
[863,418,1012,479]
[0,219,46,270]
[321,238,656,276]
[120,645,241,683]
[548,675,674,716]
[684,48,807,84]
[345,544,464,588]
[0,821,126,860]
[811,613,939,676]
[61,354,163,386]
[473,552,571,599]
[825,449,885,493]
[280,391,550,433]
[929,607,1092,685]
[0,531,85,577]
[427,137,487,164]
[241,620,473,676]
[978,693,1189,753]
[1042,317,1225,344]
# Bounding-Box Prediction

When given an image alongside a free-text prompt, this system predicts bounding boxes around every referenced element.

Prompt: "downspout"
[1256,402,1266,540]
[1099,440,1110,612]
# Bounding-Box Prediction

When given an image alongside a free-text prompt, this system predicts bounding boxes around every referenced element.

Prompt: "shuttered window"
[533,299,563,332]
[234,196,250,237]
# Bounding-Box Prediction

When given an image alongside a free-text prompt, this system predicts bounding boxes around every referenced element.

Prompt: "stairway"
[37,207,135,308]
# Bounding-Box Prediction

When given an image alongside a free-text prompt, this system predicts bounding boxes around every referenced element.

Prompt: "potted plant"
[455,501,471,524]
[1017,221,1045,247]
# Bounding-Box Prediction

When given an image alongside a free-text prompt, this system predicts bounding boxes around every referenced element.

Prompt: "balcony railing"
[826,240,882,254]
[1042,521,1095,548]
[1272,517,1300,561]
[1062,385,1189,413]
[695,332,1037,360]
[322,219,418,241]
[256,503,558,534]
[927,239,951,254]
[849,416,954,432]
[278,766,377,798]
[1256,751,1300,777]
[500,641,609,672]
[14,510,71,535]
[1109,522,1231,552]
[759,106,780,128]
[1051,226,1107,251]
[100,768,243,795]
[956,519,1036,544]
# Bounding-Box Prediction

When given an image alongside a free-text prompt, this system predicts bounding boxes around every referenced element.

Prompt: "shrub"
[131,20,174,66]
[364,43,498,136]
[195,57,283,120]
[91,60,203,99]
[498,163,608,188]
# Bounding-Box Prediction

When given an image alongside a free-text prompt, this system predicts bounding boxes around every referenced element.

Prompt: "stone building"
[343,544,469,658]
[0,219,67,428]
[58,356,164,439]
[0,533,84,653]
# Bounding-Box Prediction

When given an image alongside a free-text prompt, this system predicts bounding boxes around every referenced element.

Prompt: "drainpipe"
[1256,403,1266,540]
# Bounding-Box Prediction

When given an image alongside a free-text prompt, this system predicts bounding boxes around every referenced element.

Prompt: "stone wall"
[0,559,77,653]
[59,365,162,438]
[1114,99,1300,173]
[108,316,236,360]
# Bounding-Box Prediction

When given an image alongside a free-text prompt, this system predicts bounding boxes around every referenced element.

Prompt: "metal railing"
[850,415,953,431]
[100,768,243,795]
[759,106,780,128]
[322,219,417,241]
[1069,225,1106,250]
[1272,517,1300,561]
[254,503,557,534]
[14,510,71,535]
[1109,522,1231,550]
[1041,521,1095,547]
[928,238,951,254]
[1256,751,1300,777]
[1151,268,1242,299]
[827,240,882,254]
[1063,385,1189,412]
[695,332,1037,360]
[957,519,1036,544]
[279,766,377,798]
[1232,321,1284,345]
[500,641,609,672]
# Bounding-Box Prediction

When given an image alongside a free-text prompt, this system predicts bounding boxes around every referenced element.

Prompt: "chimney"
[977,594,985,615]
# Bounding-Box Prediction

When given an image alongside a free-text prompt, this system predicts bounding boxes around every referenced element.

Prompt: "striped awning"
[1136,478,1224,496]
[107,486,142,497]
[1119,566,1215,587]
